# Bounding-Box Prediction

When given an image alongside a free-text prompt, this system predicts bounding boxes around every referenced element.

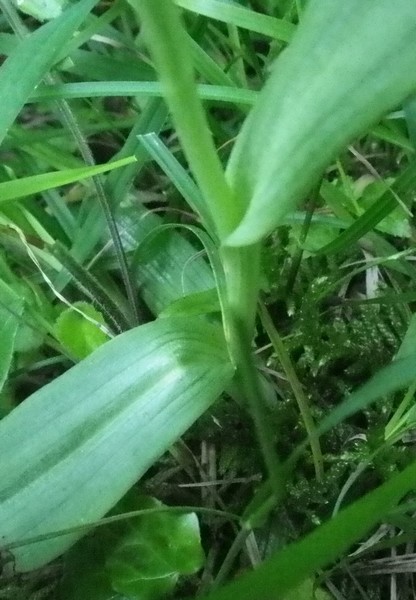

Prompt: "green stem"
[285,198,316,298]
[135,0,284,497]
[220,245,284,499]
[259,301,324,481]
[220,244,261,358]
[131,0,244,240]
[233,314,286,496]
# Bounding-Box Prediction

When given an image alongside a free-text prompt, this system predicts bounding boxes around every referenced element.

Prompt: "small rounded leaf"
[54,302,110,360]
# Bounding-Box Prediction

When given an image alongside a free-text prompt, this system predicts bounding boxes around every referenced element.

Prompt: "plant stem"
[135,0,284,497]
[131,0,244,240]
[220,244,285,499]
[259,301,324,481]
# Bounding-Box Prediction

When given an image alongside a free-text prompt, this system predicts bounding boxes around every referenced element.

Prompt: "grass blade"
[204,458,416,600]
[0,0,98,146]
[32,81,258,106]
[0,281,23,393]
[315,162,416,255]
[175,0,295,42]
[0,156,135,205]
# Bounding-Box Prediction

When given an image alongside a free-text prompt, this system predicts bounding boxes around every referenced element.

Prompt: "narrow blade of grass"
[139,133,216,235]
[0,0,98,145]
[175,0,295,42]
[204,458,416,600]
[0,156,136,205]
[31,81,257,106]
[315,162,416,256]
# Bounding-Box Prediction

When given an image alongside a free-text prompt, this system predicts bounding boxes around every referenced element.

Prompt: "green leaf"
[59,494,204,600]
[32,81,257,107]
[226,0,416,245]
[59,529,120,600]
[315,162,416,256]
[107,496,204,599]
[12,0,67,21]
[288,222,339,258]
[114,202,215,316]
[0,280,23,394]
[0,317,234,572]
[0,156,135,206]
[54,302,110,360]
[175,0,295,42]
[356,179,410,238]
[159,288,220,318]
[0,0,99,146]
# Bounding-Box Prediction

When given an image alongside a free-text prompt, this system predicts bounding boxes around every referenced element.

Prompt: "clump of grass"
[1,1,416,599]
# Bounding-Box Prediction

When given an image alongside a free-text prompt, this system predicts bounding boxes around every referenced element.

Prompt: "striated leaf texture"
[226,0,416,245]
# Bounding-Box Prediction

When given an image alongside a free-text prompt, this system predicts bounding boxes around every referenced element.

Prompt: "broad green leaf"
[0,317,234,572]
[0,280,23,394]
[353,178,410,238]
[159,288,220,318]
[112,201,215,315]
[54,302,110,360]
[226,0,416,245]
[59,494,203,600]
[0,156,135,205]
[204,458,416,600]
[288,222,338,258]
[107,496,204,599]
[0,0,98,146]
[59,528,121,600]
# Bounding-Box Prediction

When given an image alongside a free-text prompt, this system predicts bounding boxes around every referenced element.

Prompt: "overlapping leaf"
[0,317,233,572]
[226,0,416,245]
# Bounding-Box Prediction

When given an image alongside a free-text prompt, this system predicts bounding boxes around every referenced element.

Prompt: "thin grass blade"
[0,0,98,145]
